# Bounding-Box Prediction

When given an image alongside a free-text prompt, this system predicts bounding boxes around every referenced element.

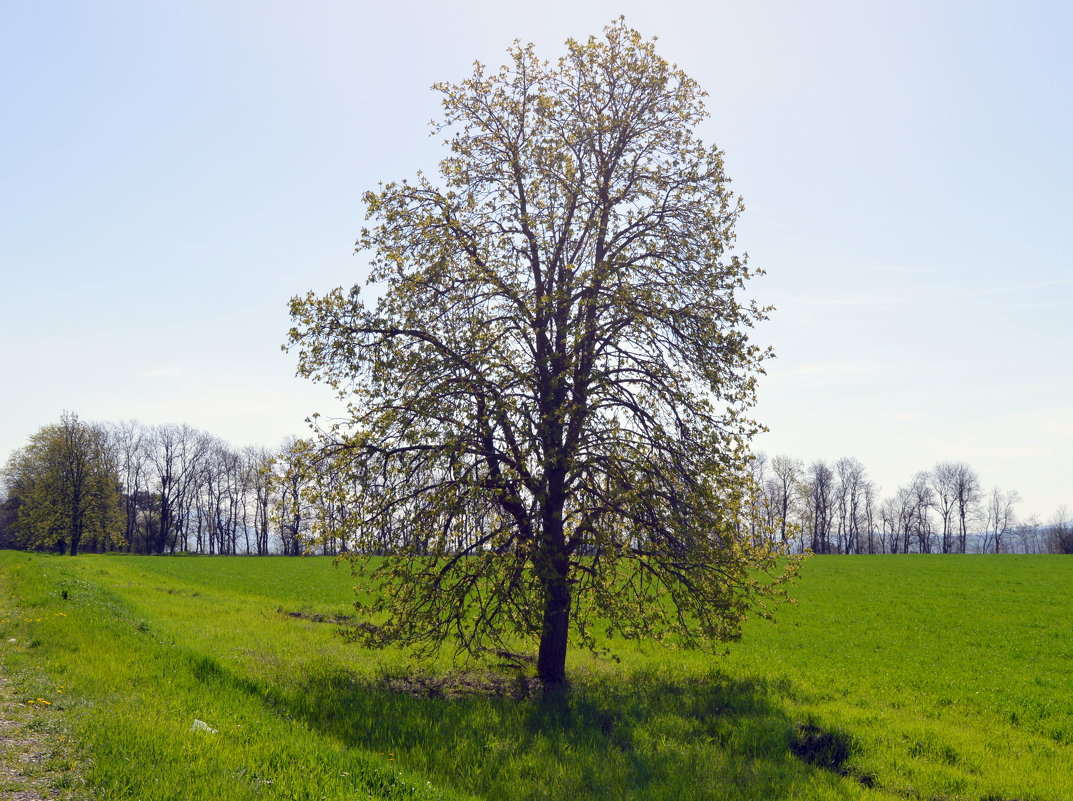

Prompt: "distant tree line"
[3,415,1071,557]
[746,454,1073,554]
[0,414,342,556]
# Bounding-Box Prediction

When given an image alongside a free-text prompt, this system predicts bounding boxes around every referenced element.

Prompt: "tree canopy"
[288,19,794,685]
[2,412,123,555]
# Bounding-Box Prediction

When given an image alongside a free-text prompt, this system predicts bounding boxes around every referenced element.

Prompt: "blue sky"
[2,1,1071,520]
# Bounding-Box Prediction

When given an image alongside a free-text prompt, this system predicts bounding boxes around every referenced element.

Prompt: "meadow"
[0,551,1070,800]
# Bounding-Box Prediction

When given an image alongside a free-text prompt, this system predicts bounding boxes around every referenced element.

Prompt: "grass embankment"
[0,552,1070,800]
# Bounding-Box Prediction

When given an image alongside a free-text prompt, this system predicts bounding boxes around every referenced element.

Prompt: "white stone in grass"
[190,719,218,734]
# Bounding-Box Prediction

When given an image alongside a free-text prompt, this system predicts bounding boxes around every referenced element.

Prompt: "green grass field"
[1,552,1070,800]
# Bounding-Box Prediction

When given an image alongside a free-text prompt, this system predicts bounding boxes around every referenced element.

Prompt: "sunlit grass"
[0,551,1070,800]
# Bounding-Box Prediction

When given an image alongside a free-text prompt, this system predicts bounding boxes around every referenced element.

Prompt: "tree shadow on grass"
[268,665,865,801]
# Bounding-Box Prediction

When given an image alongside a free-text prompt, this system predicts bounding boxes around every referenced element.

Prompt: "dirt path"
[0,671,53,800]
[0,668,86,801]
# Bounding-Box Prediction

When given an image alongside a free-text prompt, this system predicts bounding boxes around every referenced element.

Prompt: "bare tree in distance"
[769,455,804,546]
[1012,515,1042,554]
[806,460,835,553]
[931,463,960,554]
[834,457,871,554]
[909,472,935,553]
[951,462,982,554]
[981,487,1021,554]
[108,420,147,552]
[1044,507,1073,554]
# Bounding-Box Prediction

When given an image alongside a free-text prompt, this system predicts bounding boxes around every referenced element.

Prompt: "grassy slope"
[0,552,1070,801]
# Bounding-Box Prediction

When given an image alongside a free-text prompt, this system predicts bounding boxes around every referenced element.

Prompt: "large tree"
[288,20,793,685]
[2,413,123,555]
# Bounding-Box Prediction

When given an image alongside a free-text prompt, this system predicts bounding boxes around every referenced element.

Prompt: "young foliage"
[2,412,123,555]
[288,19,795,684]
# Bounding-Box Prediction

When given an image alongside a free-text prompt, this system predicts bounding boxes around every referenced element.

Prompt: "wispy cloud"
[958,278,1073,298]
[766,359,890,388]
[139,368,183,378]
[881,411,920,424]
[929,278,1073,306]
[777,277,1073,312]
[773,360,887,378]
[927,407,1073,467]
[775,293,905,308]
[985,300,1073,309]
[992,406,1073,438]
[833,264,931,276]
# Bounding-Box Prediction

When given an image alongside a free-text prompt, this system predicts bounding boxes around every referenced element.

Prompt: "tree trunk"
[536,474,571,686]
[69,500,82,556]
[536,559,571,686]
